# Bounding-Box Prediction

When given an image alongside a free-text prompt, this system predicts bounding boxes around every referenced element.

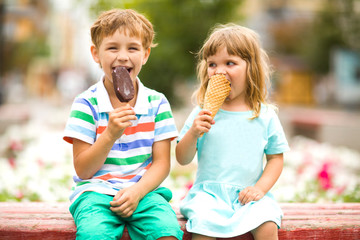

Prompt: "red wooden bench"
[0,202,359,239]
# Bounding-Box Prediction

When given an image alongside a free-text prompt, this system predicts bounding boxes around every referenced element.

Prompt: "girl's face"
[91,29,150,90]
[207,46,247,105]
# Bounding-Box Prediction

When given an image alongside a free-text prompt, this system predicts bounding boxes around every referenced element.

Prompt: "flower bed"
[1,119,359,203]
[273,136,360,202]
[0,121,74,202]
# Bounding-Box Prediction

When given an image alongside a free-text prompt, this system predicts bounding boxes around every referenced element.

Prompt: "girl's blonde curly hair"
[194,23,273,119]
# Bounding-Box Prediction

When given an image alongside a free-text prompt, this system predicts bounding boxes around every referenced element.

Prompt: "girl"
[176,24,290,240]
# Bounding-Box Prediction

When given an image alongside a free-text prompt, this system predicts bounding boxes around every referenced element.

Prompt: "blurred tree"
[0,2,5,104]
[7,38,50,73]
[301,0,346,74]
[300,0,358,75]
[0,1,50,104]
[87,0,244,107]
[268,0,359,75]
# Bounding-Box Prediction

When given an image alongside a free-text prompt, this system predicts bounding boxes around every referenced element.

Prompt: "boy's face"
[91,29,150,86]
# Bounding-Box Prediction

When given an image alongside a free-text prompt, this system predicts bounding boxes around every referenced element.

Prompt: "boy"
[63,9,183,240]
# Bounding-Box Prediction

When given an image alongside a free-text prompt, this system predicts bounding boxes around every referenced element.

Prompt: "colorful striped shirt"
[63,77,178,203]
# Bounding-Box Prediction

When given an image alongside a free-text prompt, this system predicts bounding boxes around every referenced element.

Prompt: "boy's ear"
[142,48,151,65]
[90,45,100,64]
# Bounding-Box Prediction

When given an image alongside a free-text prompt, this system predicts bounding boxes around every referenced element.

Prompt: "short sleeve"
[264,109,290,155]
[154,94,178,142]
[63,97,97,145]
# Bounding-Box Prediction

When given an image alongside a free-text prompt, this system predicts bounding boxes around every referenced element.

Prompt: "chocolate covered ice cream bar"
[112,66,135,102]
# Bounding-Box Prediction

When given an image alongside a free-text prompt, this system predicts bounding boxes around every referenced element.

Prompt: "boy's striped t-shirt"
[63,78,178,203]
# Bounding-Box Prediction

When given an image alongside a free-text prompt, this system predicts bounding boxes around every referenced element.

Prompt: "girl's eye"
[208,63,216,68]
[227,61,235,66]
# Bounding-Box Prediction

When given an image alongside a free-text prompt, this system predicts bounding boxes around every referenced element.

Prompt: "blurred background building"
[1,0,359,147]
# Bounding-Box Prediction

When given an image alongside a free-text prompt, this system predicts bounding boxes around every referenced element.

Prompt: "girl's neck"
[222,98,251,112]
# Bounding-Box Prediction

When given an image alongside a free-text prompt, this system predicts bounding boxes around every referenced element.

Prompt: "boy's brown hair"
[90,9,157,49]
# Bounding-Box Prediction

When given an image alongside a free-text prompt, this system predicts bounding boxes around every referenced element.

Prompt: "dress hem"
[185,218,281,238]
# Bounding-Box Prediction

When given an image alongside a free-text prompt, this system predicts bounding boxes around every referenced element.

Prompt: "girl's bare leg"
[251,221,278,240]
[192,233,215,240]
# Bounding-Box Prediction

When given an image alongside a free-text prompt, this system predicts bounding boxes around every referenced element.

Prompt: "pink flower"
[10,140,23,151]
[15,190,24,200]
[181,181,193,200]
[318,163,332,190]
[185,181,193,191]
[8,157,16,168]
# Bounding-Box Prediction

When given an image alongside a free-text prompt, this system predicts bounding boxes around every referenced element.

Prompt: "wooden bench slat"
[280,202,360,210]
[1,202,360,240]
[279,229,360,240]
[282,219,360,229]
[283,209,360,216]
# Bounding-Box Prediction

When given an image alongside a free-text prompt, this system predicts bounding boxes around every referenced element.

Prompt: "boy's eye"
[107,47,117,50]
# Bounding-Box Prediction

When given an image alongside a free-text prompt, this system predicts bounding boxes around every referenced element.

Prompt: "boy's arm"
[110,139,172,218]
[73,105,136,179]
[72,133,115,179]
[238,153,284,205]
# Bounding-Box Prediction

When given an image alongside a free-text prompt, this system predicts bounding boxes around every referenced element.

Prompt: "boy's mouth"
[112,66,132,74]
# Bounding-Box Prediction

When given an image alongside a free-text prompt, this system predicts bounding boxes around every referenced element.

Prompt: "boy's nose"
[116,51,129,61]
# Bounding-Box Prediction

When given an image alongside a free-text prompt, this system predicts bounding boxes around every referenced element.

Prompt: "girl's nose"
[215,67,226,75]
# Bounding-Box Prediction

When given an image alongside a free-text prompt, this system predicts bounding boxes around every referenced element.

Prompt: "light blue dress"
[178,105,290,238]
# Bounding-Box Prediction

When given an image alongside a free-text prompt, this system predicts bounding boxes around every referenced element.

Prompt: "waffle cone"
[203,74,231,118]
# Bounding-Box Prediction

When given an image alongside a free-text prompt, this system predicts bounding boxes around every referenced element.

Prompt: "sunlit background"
[0,0,359,203]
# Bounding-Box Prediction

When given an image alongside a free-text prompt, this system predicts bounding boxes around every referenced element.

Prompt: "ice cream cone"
[200,74,231,137]
[203,74,231,119]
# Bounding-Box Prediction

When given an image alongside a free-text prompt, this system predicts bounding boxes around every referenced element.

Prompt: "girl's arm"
[110,139,172,217]
[73,105,136,179]
[239,153,284,205]
[176,110,213,165]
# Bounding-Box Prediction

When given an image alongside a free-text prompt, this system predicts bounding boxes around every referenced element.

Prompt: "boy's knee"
[76,223,123,240]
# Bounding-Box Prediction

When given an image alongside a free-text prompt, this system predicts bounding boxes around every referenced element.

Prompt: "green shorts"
[69,187,183,240]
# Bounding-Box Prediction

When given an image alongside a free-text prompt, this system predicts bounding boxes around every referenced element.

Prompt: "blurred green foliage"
[300,0,353,74]
[9,38,50,72]
[271,0,360,75]
[87,0,244,107]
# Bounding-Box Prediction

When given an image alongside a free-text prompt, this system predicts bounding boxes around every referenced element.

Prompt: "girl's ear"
[90,45,100,64]
[142,48,151,65]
